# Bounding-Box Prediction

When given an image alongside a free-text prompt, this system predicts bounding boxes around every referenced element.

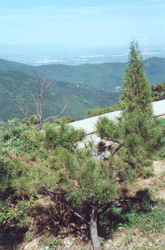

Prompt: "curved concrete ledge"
[68,110,121,134]
[38,99,165,151]
[68,99,165,135]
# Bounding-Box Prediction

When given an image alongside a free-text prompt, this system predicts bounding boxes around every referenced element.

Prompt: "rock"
[107,239,113,245]
[128,246,133,250]
[40,247,56,250]
[39,130,46,136]
[24,238,39,250]
[104,242,111,249]
[64,238,73,248]
[148,242,153,247]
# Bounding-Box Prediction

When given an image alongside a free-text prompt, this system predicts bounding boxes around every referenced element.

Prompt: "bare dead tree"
[17,68,69,130]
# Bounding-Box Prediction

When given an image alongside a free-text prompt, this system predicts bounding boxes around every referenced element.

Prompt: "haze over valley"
[0,44,165,66]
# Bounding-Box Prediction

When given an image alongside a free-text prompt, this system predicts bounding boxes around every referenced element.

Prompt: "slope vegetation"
[0,70,121,122]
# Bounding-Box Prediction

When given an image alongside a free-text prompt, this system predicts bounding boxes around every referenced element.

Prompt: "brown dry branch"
[16,68,69,130]
[38,184,89,225]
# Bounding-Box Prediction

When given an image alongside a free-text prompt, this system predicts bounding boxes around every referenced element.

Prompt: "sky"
[0,0,165,62]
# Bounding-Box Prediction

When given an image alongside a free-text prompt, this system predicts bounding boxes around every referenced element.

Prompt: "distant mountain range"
[0,57,165,92]
[0,57,164,123]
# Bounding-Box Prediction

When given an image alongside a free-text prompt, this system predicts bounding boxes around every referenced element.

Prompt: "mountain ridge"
[0,57,165,92]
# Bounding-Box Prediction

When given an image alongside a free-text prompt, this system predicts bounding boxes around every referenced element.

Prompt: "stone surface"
[64,238,73,248]
[24,238,39,250]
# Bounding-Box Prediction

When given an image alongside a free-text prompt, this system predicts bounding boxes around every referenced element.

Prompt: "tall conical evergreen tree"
[116,41,162,179]
[96,41,164,181]
[121,41,153,115]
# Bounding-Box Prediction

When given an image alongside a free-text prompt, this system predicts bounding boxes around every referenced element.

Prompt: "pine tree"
[66,148,117,250]
[34,120,117,250]
[120,41,153,115]
[114,41,164,180]
[96,41,164,181]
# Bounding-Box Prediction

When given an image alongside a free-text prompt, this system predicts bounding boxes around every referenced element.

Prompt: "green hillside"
[0,58,33,75]
[37,62,125,91]
[0,70,121,123]
[0,57,165,92]
[144,57,165,84]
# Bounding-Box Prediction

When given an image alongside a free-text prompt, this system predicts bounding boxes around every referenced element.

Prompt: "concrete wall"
[40,99,165,150]
[67,99,165,149]
[69,99,165,133]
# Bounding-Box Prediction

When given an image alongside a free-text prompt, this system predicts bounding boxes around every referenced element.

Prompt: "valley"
[0,57,165,123]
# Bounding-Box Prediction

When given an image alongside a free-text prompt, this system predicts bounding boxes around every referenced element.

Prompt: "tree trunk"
[89,198,101,250]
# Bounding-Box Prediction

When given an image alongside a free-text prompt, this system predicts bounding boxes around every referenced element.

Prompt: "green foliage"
[53,115,75,124]
[99,237,105,246]
[1,57,165,94]
[120,41,153,114]
[66,149,116,209]
[0,197,34,240]
[87,81,165,118]
[40,119,86,151]
[124,234,133,244]
[98,191,165,236]
[0,154,14,193]
[95,116,121,140]
[87,101,123,118]
[0,200,29,226]
[40,235,62,249]
[98,204,126,233]
[95,42,165,181]
[0,54,165,247]
[126,201,165,234]
[153,118,165,160]
[39,235,62,250]
[48,235,62,247]
[0,70,121,123]
[151,81,165,101]
[29,114,40,125]
[119,43,164,175]
[0,118,22,141]
[0,118,40,156]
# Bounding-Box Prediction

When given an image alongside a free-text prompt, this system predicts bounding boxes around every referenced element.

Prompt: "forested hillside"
[0,57,165,92]
[0,56,165,123]
[0,70,121,122]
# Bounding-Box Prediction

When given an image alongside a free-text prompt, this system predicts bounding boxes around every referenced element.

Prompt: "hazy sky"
[0,0,164,50]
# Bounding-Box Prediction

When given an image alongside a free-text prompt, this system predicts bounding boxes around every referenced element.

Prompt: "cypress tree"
[116,41,162,179]
[121,41,153,115]
[96,41,164,181]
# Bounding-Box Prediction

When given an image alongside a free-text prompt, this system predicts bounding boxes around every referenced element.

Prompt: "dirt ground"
[1,159,165,250]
